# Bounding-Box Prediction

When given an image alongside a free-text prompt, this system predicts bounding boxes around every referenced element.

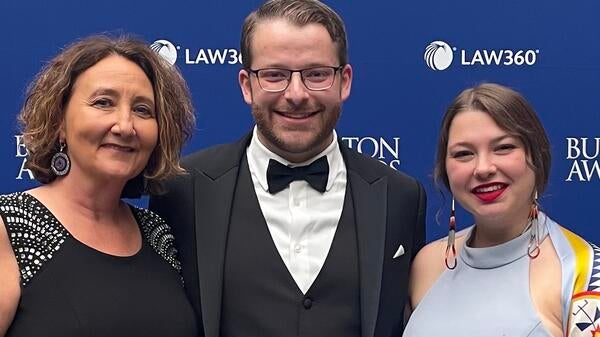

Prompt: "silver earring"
[51,141,70,176]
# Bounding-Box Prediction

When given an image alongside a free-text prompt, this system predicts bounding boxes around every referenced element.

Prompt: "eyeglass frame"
[245,65,345,92]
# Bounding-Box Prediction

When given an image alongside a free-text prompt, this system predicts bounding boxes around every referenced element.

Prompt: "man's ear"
[340,64,352,102]
[239,68,253,105]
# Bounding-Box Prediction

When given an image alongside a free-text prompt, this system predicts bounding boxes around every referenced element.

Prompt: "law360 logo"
[424,40,540,71]
[150,39,242,66]
[150,40,178,65]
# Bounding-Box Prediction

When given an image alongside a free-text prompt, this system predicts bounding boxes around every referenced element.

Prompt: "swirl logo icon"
[150,39,178,65]
[424,41,454,71]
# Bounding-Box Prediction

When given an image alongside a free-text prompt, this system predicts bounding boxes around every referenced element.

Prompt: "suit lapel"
[342,145,388,337]
[192,135,388,337]
[193,133,252,337]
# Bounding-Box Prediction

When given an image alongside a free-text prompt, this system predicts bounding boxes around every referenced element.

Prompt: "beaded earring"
[50,141,70,176]
[445,197,457,270]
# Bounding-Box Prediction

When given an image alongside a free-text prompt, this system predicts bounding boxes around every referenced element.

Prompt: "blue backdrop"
[1,0,598,243]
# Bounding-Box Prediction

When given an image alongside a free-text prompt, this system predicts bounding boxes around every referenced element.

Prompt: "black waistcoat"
[220,157,361,337]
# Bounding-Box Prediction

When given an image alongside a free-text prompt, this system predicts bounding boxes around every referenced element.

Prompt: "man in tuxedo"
[150,1,426,336]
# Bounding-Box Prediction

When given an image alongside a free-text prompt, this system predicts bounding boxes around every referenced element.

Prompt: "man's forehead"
[251,18,333,42]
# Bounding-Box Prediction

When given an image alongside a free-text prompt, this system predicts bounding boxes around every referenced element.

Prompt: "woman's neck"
[470,212,531,248]
[33,172,126,220]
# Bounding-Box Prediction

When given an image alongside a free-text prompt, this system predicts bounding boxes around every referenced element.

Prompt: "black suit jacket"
[149,132,426,337]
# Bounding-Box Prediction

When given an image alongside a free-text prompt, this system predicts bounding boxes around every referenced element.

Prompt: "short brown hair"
[18,34,195,194]
[240,0,348,68]
[434,83,551,196]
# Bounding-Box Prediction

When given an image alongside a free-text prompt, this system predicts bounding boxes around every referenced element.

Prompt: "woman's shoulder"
[543,213,598,260]
[130,205,174,246]
[412,226,472,276]
[0,190,70,287]
[130,205,182,274]
[409,226,471,308]
[0,190,56,214]
[544,215,600,337]
[0,191,26,207]
[131,206,168,229]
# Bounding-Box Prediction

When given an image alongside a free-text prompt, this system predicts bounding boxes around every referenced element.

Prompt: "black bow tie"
[266,156,329,194]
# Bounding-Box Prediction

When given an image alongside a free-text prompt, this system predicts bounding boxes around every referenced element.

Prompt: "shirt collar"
[247,126,344,192]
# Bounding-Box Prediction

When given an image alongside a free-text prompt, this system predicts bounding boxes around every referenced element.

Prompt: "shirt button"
[303,297,313,309]
[294,244,302,253]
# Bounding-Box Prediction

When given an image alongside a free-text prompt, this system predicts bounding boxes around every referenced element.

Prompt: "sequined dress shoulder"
[0,192,197,337]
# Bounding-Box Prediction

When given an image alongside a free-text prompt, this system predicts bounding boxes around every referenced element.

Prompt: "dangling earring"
[51,141,70,176]
[527,190,540,259]
[445,197,457,270]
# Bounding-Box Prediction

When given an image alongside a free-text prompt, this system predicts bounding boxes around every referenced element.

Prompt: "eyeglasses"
[246,66,343,92]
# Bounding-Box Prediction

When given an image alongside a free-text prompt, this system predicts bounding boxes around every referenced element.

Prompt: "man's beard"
[251,103,341,157]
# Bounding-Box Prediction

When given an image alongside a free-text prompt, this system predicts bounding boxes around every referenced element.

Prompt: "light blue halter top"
[403,219,553,337]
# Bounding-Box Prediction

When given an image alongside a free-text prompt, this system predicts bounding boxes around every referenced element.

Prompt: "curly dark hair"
[18,34,195,195]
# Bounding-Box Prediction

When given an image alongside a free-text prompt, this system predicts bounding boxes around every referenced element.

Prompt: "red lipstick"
[471,183,508,203]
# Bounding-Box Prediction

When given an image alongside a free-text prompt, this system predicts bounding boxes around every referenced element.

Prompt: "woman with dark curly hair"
[0,35,197,336]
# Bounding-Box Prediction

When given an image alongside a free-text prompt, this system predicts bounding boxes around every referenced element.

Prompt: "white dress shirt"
[246,127,347,294]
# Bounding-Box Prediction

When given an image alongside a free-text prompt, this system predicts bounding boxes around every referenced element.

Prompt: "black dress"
[0,192,198,337]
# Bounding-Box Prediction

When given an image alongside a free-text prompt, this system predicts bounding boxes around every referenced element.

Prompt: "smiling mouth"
[102,144,135,152]
[274,110,319,119]
[471,183,508,202]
